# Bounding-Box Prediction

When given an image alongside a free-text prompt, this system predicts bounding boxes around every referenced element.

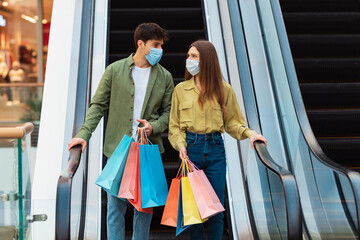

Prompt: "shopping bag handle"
[186,158,200,171]
[176,160,184,178]
[140,128,147,145]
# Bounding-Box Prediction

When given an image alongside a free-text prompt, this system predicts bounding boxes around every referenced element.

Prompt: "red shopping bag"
[128,128,153,214]
[160,177,181,227]
[118,142,138,199]
[187,159,225,219]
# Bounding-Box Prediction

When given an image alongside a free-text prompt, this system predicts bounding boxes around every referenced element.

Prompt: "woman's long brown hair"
[185,40,225,114]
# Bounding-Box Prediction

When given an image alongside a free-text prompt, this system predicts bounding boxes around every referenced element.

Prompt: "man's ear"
[137,40,144,49]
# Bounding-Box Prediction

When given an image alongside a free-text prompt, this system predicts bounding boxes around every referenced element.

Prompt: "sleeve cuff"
[243,129,257,139]
[149,121,160,135]
[75,131,91,143]
[176,141,186,151]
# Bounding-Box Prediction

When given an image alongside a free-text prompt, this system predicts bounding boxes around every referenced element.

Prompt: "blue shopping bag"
[139,144,168,208]
[176,181,190,236]
[96,135,133,197]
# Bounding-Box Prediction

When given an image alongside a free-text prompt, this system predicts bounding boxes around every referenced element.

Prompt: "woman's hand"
[179,147,188,160]
[249,133,267,149]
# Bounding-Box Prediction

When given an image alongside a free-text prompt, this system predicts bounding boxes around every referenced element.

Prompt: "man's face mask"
[142,41,163,66]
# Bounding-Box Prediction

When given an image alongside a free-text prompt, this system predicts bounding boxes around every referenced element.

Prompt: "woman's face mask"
[186,59,200,76]
[142,41,163,66]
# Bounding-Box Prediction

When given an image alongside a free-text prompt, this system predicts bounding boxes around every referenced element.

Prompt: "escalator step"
[288,34,360,58]
[307,109,360,137]
[283,12,360,34]
[110,8,204,31]
[109,29,206,54]
[113,0,201,8]
[300,83,360,109]
[125,231,230,239]
[318,138,360,166]
[294,58,360,83]
[280,0,359,12]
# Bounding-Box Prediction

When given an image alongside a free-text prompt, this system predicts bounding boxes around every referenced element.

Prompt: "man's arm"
[74,65,113,143]
[149,73,174,134]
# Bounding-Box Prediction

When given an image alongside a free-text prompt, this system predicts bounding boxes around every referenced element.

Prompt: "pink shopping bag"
[187,160,225,219]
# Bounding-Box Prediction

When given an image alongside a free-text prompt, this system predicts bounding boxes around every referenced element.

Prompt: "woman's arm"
[168,87,187,152]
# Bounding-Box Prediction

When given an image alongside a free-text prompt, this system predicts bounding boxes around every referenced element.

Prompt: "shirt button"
[129,119,131,121]
[131,94,134,97]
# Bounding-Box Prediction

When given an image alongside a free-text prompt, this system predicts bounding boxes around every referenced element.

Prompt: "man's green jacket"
[76,54,174,157]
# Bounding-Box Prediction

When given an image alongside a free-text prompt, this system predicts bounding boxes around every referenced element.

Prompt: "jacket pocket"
[179,102,193,124]
[212,105,224,129]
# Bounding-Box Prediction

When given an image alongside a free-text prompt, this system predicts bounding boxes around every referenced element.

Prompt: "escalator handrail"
[227,0,302,239]
[269,0,360,232]
[254,141,302,240]
[55,145,82,240]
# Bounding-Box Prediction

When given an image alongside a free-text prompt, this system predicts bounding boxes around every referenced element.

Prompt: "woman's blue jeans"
[107,193,152,240]
[184,131,226,240]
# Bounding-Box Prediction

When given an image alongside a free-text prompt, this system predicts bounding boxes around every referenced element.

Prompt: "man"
[68,23,174,240]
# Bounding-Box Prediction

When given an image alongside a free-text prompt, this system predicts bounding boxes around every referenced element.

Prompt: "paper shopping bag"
[140,144,168,208]
[188,168,225,219]
[118,142,138,199]
[161,177,180,227]
[181,176,207,226]
[176,181,190,236]
[96,135,132,197]
[128,143,153,214]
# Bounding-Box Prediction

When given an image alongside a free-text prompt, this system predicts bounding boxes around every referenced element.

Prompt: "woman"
[168,40,267,240]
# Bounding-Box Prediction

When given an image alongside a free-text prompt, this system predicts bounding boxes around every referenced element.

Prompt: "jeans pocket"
[186,135,197,148]
[212,135,224,148]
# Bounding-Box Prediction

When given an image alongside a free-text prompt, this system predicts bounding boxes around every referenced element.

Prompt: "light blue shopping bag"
[96,134,133,197]
[139,144,168,208]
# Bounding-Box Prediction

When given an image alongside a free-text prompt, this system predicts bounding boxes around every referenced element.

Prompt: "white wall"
[31,0,83,238]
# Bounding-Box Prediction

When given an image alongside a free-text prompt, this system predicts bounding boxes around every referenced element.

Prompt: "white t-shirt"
[131,66,151,137]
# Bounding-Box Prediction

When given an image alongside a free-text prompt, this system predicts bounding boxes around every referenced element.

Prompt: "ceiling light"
[21,14,36,24]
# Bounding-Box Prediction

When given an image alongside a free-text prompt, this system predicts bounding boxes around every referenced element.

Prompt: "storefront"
[0,0,53,126]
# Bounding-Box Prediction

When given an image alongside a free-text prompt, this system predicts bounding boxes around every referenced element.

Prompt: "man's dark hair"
[134,23,169,49]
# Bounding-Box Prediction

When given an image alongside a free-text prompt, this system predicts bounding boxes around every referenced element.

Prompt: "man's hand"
[136,119,153,136]
[179,147,187,160]
[249,133,267,149]
[68,137,87,152]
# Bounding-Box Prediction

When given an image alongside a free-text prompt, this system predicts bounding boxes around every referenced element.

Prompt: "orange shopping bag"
[118,142,138,199]
[160,177,180,227]
[160,161,183,227]
[187,159,225,219]
[128,128,153,214]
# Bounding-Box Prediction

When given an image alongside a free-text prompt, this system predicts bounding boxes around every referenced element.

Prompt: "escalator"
[279,0,360,170]
[239,0,360,238]
[53,0,302,239]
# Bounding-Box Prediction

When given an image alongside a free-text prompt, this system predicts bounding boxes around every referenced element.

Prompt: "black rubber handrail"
[55,145,82,240]
[227,0,302,239]
[270,0,360,234]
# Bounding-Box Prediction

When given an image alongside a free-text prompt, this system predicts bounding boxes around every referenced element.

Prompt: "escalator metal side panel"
[204,0,254,239]
[83,0,109,239]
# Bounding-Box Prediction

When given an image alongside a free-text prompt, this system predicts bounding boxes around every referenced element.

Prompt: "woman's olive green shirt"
[168,77,256,151]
